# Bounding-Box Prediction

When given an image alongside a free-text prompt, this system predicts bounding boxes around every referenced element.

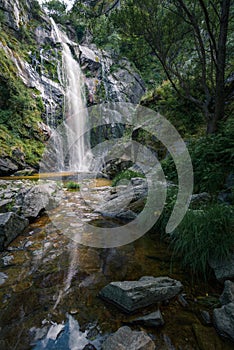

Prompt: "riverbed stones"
[102,326,155,350]
[213,302,234,341]
[99,276,183,313]
[0,212,28,250]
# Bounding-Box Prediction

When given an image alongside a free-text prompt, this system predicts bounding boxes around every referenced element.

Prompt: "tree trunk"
[208,0,231,134]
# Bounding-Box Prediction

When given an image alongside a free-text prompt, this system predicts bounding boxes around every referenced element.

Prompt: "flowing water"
[50,19,91,172]
[0,179,233,350]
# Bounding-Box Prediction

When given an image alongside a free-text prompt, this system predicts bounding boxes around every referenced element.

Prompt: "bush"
[112,169,145,187]
[162,118,234,194]
[65,181,80,191]
[171,204,234,279]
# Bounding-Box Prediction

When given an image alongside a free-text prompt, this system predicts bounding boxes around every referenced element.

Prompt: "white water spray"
[51,18,91,171]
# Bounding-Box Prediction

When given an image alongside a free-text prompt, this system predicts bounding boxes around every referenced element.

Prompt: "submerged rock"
[99,276,183,313]
[0,212,28,251]
[213,302,234,341]
[127,310,164,327]
[102,326,155,350]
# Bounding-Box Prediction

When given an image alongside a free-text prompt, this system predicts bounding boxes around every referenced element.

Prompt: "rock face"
[0,0,32,31]
[209,254,234,282]
[102,326,155,350]
[0,0,145,175]
[213,302,234,341]
[0,212,28,251]
[99,276,183,313]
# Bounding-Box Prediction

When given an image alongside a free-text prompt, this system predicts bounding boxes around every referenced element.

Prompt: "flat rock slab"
[213,302,234,341]
[100,276,183,313]
[0,212,28,251]
[102,326,155,350]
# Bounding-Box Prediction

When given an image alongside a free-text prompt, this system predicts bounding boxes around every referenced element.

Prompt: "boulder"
[100,276,183,313]
[213,302,234,341]
[0,212,28,250]
[128,310,164,327]
[102,326,155,350]
[220,280,234,305]
[17,182,60,219]
[209,254,234,282]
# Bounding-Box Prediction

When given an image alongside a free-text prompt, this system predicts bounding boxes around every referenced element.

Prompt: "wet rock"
[128,310,164,327]
[209,254,234,282]
[0,272,8,285]
[17,182,61,219]
[220,280,234,305]
[213,302,234,341]
[0,212,28,251]
[102,326,155,350]
[100,276,183,313]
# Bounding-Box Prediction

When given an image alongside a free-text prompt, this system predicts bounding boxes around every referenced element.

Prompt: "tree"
[112,0,233,133]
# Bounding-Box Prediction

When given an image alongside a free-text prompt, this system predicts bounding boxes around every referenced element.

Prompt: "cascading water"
[50,18,91,172]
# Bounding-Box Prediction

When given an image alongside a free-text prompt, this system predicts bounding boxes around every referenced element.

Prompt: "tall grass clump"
[171,204,234,279]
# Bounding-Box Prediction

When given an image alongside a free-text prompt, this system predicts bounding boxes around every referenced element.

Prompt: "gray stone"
[213,302,234,341]
[102,326,155,350]
[129,310,164,327]
[0,212,28,250]
[100,276,183,313]
[209,254,234,282]
[17,183,59,219]
[220,280,234,305]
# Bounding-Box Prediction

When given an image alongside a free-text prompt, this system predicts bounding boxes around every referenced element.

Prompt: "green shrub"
[162,118,234,194]
[171,204,234,279]
[65,181,80,191]
[112,169,145,187]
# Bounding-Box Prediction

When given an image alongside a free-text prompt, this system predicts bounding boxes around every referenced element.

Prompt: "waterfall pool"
[0,178,233,349]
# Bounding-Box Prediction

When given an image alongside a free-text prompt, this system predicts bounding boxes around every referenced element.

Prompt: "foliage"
[0,47,45,167]
[65,181,80,190]
[171,204,234,279]
[141,80,205,136]
[155,185,178,233]
[112,169,145,187]
[110,0,233,133]
[162,117,234,193]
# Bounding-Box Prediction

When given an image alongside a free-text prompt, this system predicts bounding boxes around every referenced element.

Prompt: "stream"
[0,178,233,350]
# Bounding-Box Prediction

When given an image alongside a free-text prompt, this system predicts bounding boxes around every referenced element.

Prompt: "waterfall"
[50,18,91,172]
